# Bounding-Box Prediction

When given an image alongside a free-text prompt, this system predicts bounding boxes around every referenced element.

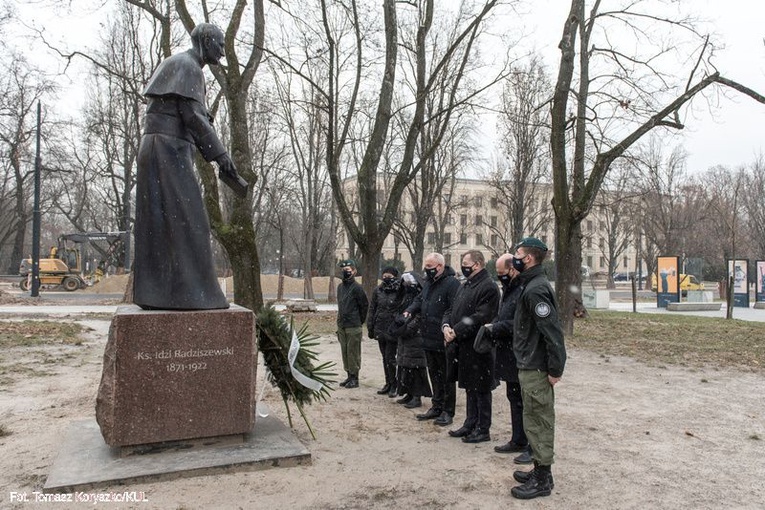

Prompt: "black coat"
[390,313,427,369]
[493,278,523,382]
[444,269,500,392]
[337,278,369,328]
[405,266,460,351]
[513,265,566,378]
[367,281,403,341]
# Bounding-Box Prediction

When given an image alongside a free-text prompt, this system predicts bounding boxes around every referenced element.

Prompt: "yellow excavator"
[18,232,126,292]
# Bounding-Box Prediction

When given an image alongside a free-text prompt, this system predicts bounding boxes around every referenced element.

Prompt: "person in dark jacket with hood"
[404,252,461,426]
[485,253,529,459]
[390,272,432,408]
[443,250,500,444]
[368,266,403,396]
[336,259,369,389]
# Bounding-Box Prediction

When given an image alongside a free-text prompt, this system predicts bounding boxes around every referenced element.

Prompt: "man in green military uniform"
[336,260,369,389]
[510,237,566,500]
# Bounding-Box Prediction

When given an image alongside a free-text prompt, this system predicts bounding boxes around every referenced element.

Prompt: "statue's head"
[190,23,225,66]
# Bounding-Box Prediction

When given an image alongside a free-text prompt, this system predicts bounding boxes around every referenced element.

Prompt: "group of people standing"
[334,237,566,500]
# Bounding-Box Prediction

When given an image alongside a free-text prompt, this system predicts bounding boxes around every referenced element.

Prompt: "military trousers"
[518,369,556,466]
[337,326,363,374]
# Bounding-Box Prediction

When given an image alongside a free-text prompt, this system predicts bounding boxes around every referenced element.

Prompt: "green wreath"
[256,305,336,438]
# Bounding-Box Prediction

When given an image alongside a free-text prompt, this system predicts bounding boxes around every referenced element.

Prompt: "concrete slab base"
[754,302,765,310]
[667,302,722,312]
[44,407,310,493]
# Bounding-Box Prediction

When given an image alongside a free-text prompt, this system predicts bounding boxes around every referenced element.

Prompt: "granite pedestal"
[96,304,256,447]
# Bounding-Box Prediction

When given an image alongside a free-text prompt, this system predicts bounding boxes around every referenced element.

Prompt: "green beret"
[338,259,356,268]
[516,237,548,251]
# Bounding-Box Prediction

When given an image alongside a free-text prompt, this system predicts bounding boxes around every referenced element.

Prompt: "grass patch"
[573,311,765,369]
[290,312,338,336]
[0,321,86,347]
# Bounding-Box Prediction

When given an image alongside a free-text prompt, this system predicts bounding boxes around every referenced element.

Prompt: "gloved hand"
[215,154,248,198]
[215,154,237,178]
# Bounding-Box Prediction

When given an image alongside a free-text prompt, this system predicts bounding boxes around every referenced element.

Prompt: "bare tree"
[487,58,552,251]
[550,0,765,333]
[741,155,765,259]
[0,54,57,273]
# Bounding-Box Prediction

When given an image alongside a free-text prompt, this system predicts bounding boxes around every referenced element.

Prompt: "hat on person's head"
[381,266,399,277]
[515,237,548,251]
[338,259,356,268]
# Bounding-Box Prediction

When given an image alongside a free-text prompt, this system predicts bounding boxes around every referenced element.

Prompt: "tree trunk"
[554,212,586,334]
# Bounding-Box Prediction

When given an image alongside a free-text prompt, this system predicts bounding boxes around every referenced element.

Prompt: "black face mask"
[342,270,354,281]
[512,256,526,272]
[424,267,438,280]
[461,265,475,278]
[498,273,512,286]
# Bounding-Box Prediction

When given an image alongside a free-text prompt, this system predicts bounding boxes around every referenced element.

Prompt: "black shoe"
[376,383,391,395]
[514,468,554,489]
[433,412,453,426]
[396,394,413,404]
[403,396,422,409]
[448,426,473,438]
[514,450,533,465]
[494,441,528,454]
[339,372,351,387]
[462,431,490,443]
[387,385,398,398]
[511,465,553,499]
[416,407,442,421]
[345,374,359,389]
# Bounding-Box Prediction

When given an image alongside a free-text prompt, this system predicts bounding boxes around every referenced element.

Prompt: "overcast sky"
[13,0,765,175]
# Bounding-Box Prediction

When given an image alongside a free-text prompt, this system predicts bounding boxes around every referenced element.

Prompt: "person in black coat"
[485,254,529,457]
[443,250,500,444]
[404,252,461,426]
[389,273,432,409]
[367,267,403,396]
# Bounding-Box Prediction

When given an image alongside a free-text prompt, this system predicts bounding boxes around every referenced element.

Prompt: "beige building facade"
[336,176,640,276]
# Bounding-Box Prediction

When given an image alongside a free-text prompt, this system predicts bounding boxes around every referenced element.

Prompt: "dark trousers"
[506,381,528,445]
[464,389,492,433]
[377,338,397,385]
[425,349,456,415]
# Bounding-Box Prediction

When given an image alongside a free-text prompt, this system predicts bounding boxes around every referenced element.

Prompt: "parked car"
[612,272,629,282]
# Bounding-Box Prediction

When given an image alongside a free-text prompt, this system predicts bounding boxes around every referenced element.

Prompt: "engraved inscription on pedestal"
[96,304,256,447]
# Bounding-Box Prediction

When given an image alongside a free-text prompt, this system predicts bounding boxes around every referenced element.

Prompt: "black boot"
[511,464,553,499]
[345,373,359,389]
[403,396,422,409]
[377,383,391,395]
[339,372,351,387]
[387,383,398,398]
[396,394,413,404]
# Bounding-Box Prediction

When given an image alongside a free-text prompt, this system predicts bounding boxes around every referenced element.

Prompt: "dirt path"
[1,318,763,509]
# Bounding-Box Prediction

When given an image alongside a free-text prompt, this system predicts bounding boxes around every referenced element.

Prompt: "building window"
[445,214,452,225]
[586,237,592,249]
[490,196,498,208]
[623,256,629,268]
[490,216,497,227]
[460,195,468,206]
[599,256,606,268]
[476,233,484,245]
[599,238,605,249]
[460,214,467,227]
[475,196,483,207]
[460,233,467,244]
[586,220,593,232]
[586,255,593,268]
[475,215,483,226]
[542,235,547,245]
[444,233,452,245]
[491,234,498,246]
[445,253,452,266]
[427,232,436,244]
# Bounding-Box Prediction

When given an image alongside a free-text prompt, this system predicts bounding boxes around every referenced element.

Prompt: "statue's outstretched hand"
[215,154,248,198]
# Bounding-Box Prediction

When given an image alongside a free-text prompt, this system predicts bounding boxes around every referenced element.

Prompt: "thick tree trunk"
[555,213,586,335]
